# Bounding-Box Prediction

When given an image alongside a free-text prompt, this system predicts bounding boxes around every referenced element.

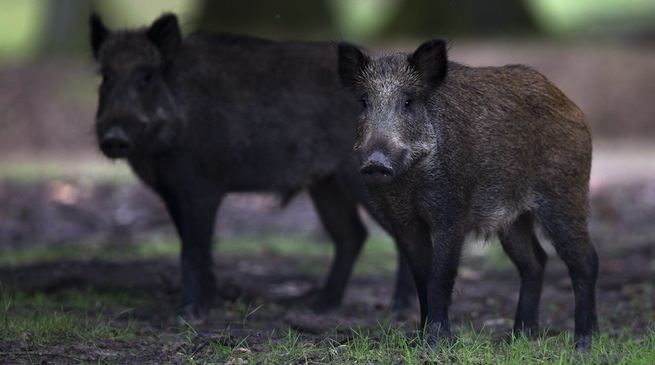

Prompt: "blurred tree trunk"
[39,0,92,57]
[196,0,337,40]
[382,0,538,39]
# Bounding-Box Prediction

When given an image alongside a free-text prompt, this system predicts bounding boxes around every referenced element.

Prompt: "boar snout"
[360,150,395,184]
[99,126,132,158]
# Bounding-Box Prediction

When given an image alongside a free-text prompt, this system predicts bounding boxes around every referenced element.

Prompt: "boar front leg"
[158,181,223,318]
[424,227,466,347]
[395,220,464,346]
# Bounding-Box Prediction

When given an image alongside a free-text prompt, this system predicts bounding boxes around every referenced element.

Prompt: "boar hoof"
[177,303,209,322]
[575,333,593,352]
[310,293,340,314]
[425,323,454,350]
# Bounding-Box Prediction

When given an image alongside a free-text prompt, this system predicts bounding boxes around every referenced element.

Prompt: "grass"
[0,237,180,266]
[0,157,134,184]
[174,322,655,364]
[0,287,147,363]
[0,236,654,363]
[0,233,399,276]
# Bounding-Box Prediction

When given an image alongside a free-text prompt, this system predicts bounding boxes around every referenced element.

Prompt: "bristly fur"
[90,13,417,319]
[338,39,598,351]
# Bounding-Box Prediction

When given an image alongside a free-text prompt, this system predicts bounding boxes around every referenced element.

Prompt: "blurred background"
[1,0,655,153]
[1,0,655,248]
[3,0,655,60]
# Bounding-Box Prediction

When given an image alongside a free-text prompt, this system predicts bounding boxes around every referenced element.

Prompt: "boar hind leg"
[498,213,547,338]
[537,204,598,351]
[348,173,416,312]
[160,186,222,318]
[309,177,367,313]
[391,255,416,313]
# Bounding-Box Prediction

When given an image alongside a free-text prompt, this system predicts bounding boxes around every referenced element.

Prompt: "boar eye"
[360,98,368,109]
[404,99,412,108]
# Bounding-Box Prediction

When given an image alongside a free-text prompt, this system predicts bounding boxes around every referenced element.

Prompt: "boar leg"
[538,204,598,351]
[159,184,222,318]
[342,164,417,312]
[397,221,462,346]
[424,229,466,346]
[391,255,417,313]
[308,177,367,312]
[498,213,548,338]
[394,225,431,331]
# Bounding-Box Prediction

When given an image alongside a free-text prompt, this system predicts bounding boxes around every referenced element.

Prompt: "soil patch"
[0,180,654,364]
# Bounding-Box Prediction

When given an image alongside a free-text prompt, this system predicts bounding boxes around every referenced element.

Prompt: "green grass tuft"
[1,236,654,363]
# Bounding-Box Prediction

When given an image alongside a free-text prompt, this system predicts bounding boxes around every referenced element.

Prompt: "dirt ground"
[0,178,654,363]
[0,39,654,363]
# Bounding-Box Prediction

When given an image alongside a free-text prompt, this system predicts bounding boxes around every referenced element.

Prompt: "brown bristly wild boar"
[337,39,598,350]
[89,13,416,318]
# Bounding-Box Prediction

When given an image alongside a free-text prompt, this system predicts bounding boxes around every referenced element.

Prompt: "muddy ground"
[0,39,654,363]
[0,179,654,364]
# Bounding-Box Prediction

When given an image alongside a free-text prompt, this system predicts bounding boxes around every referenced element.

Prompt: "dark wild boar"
[338,39,598,350]
[89,13,415,317]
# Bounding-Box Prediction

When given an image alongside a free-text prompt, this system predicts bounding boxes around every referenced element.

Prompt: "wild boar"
[338,39,598,350]
[90,13,414,317]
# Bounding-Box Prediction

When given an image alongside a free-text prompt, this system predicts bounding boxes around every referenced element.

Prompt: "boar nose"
[360,151,395,184]
[100,126,132,158]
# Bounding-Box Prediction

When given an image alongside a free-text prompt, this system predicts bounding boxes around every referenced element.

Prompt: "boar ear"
[147,13,182,61]
[90,13,109,60]
[337,42,369,90]
[408,39,448,87]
